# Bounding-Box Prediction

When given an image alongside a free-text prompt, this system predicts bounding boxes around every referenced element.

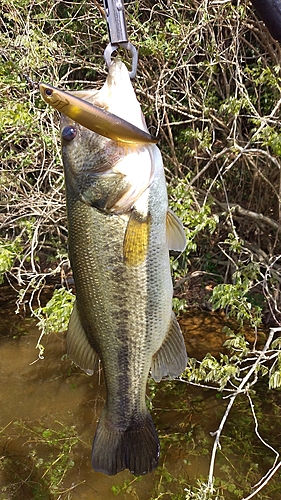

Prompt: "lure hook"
[23,74,39,89]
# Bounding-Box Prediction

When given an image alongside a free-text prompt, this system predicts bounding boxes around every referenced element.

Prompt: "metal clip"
[103,0,138,79]
[103,0,128,44]
[104,41,138,79]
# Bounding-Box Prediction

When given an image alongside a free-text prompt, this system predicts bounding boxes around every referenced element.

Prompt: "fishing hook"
[23,74,39,89]
[102,0,138,79]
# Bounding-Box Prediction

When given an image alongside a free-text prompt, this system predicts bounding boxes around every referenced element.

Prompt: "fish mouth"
[39,82,158,145]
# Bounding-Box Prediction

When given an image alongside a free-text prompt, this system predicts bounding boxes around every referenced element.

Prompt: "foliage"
[185,352,240,391]
[0,420,80,498]
[168,179,218,257]
[34,287,75,335]
[211,267,263,328]
[1,0,280,325]
[32,287,75,359]
[0,239,21,284]
[172,297,187,315]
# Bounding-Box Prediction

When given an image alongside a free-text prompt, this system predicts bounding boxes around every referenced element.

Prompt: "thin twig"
[207,327,276,490]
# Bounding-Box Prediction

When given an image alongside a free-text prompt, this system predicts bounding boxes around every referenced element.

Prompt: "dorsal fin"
[166,208,186,252]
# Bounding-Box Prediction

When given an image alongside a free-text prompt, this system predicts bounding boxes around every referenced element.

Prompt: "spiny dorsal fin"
[151,312,187,382]
[66,301,99,375]
[166,208,186,252]
[123,211,151,267]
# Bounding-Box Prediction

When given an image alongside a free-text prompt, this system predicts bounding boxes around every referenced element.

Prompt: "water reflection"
[180,310,267,360]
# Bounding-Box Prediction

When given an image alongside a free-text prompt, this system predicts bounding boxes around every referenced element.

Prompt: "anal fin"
[66,301,99,375]
[151,312,187,382]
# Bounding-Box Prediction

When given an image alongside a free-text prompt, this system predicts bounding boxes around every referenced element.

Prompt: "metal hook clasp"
[104,41,138,79]
[102,0,138,79]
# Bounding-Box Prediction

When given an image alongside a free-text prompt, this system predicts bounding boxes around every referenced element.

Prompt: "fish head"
[58,59,150,138]
[60,113,154,214]
[60,113,136,212]
[60,61,156,211]
[60,114,124,178]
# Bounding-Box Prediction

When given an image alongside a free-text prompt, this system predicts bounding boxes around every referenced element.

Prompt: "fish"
[39,82,158,145]
[59,59,187,476]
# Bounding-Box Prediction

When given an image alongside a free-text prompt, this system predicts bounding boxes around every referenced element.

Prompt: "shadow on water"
[0,447,52,500]
[0,301,280,499]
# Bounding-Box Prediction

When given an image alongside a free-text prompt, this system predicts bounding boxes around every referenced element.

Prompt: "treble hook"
[23,74,39,89]
[102,0,138,79]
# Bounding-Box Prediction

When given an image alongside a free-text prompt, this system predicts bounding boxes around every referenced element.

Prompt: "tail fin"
[92,410,160,476]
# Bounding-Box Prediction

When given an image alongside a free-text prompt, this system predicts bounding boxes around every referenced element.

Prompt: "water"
[0,304,279,499]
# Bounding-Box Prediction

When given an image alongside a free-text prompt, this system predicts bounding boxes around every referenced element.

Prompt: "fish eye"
[62,125,77,141]
[45,88,53,96]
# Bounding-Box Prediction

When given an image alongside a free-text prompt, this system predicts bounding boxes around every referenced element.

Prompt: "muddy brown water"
[0,307,273,499]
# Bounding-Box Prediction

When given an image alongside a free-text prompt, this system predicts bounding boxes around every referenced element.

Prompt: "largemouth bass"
[59,60,187,476]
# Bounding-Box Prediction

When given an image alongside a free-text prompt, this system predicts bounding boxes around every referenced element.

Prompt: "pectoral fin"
[66,301,99,375]
[123,211,151,266]
[151,312,187,382]
[166,208,186,252]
